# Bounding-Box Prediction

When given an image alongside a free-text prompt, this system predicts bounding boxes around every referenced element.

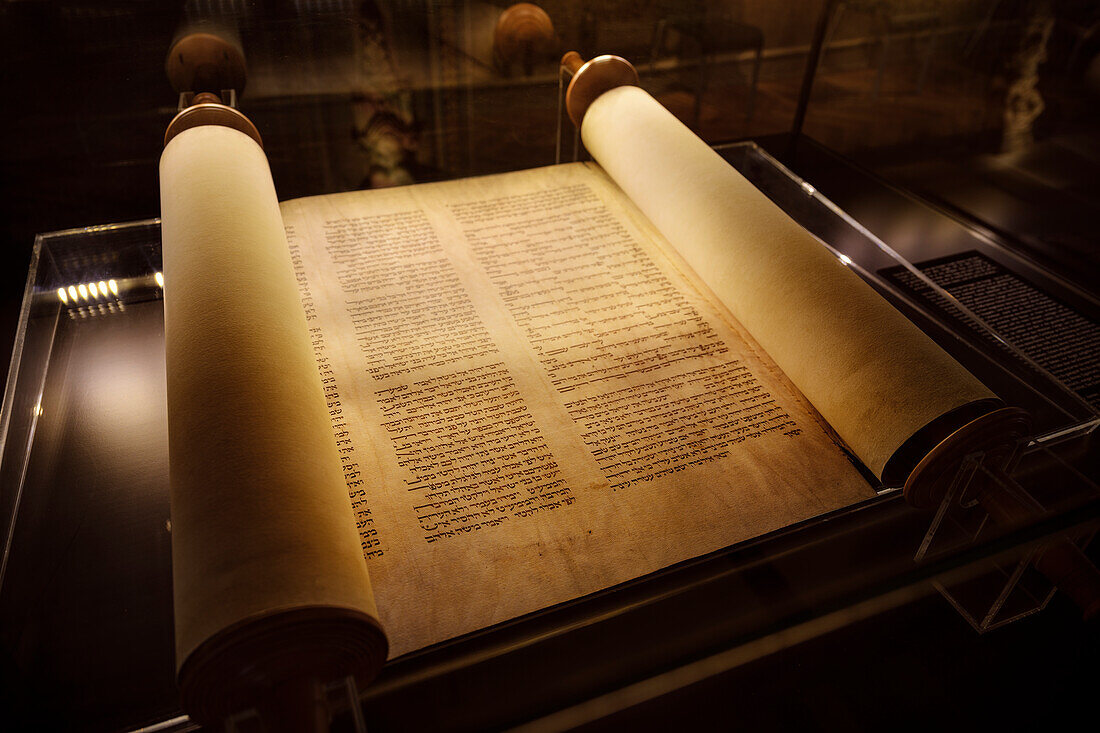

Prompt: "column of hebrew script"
[280,163,876,657]
[450,184,808,493]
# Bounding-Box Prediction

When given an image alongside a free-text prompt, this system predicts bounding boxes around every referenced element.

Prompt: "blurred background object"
[3,1,1098,286]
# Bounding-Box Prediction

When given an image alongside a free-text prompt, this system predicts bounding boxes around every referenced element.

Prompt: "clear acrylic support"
[555,63,581,165]
[933,527,1098,633]
[917,439,1099,633]
[177,88,239,112]
[914,446,1025,564]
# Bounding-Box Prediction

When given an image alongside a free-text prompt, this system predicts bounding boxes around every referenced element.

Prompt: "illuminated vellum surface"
[280,162,875,657]
[582,86,996,479]
[160,125,382,670]
[161,92,997,664]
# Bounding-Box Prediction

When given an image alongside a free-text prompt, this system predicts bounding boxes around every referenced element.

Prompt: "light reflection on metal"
[155,272,164,289]
[57,288,68,304]
[838,254,853,266]
[78,283,88,300]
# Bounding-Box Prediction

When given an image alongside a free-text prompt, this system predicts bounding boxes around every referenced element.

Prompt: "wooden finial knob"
[494,3,555,74]
[562,52,639,129]
[166,31,247,95]
[561,51,583,75]
[164,30,260,149]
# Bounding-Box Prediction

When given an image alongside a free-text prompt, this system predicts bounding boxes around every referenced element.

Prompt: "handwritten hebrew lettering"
[450,184,799,489]
[376,363,572,543]
[453,184,727,392]
[278,164,873,658]
[323,211,499,381]
[288,223,383,558]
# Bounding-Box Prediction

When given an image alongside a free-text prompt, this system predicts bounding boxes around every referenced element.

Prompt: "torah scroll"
[160,125,387,724]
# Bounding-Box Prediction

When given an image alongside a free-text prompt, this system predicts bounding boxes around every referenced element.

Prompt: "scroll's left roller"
[160,31,387,730]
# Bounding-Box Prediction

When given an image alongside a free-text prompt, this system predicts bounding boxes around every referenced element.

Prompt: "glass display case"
[2,143,1097,731]
[1,2,1098,731]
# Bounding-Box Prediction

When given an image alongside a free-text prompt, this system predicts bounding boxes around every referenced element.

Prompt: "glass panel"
[723,142,1098,438]
[801,0,1100,292]
[204,2,834,186]
[3,2,838,256]
[0,223,177,732]
[3,148,1096,731]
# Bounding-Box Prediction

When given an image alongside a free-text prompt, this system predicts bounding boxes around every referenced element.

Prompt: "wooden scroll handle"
[164,30,260,148]
[494,3,556,75]
[166,31,247,96]
[561,51,639,128]
[163,97,263,149]
[905,407,1100,620]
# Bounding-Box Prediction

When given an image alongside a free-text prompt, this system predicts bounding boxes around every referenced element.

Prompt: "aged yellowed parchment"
[583,87,996,480]
[161,125,383,670]
[280,161,876,658]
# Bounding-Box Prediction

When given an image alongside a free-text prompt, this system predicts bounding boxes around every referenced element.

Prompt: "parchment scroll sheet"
[161,126,383,672]
[280,160,878,658]
[582,87,996,481]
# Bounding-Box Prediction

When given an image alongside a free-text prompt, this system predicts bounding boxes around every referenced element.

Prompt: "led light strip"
[56,273,163,303]
[53,272,163,318]
[57,278,121,304]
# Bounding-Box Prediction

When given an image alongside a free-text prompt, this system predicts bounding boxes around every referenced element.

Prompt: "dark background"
[2,1,1099,730]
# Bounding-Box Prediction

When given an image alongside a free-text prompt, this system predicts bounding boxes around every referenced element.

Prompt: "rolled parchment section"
[582,86,1000,484]
[160,124,386,723]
